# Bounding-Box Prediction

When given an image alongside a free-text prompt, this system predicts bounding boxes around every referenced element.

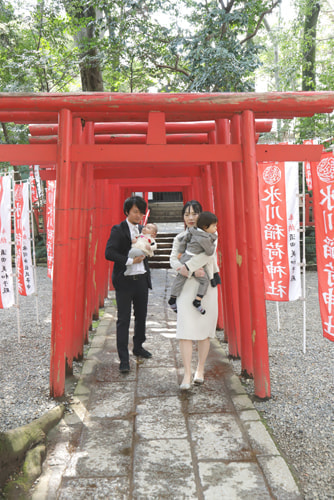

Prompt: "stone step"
[150,254,170,261]
[149,261,171,269]
[148,202,183,223]
[155,239,174,247]
[154,248,171,257]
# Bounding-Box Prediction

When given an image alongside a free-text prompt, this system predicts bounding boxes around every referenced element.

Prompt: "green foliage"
[256,0,334,142]
[58,0,281,92]
[1,0,334,145]
[0,1,79,92]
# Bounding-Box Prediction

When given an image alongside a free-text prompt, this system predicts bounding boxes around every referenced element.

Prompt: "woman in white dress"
[169,200,219,390]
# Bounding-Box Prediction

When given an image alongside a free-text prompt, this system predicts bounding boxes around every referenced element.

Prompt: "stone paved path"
[31,267,302,499]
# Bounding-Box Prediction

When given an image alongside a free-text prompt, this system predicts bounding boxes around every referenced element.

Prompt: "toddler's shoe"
[193,299,205,315]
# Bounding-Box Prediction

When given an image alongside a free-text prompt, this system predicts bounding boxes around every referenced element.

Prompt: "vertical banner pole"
[276,302,280,331]
[12,176,21,342]
[241,110,271,399]
[302,162,307,353]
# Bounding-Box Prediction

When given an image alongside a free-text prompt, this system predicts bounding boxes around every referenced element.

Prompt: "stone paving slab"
[198,461,272,500]
[136,396,187,440]
[132,439,197,499]
[137,366,179,398]
[64,419,132,478]
[31,268,302,499]
[88,382,136,419]
[188,413,253,461]
[58,477,130,500]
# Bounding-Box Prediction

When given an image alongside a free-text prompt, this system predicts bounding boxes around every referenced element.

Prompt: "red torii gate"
[0,92,333,400]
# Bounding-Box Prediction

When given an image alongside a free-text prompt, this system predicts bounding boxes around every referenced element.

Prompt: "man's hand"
[133,255,145,264]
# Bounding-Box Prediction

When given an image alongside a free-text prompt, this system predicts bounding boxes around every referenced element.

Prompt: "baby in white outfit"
[124,223,158,276]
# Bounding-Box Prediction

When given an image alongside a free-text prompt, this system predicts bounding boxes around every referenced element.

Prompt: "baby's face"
[142,224,157,237]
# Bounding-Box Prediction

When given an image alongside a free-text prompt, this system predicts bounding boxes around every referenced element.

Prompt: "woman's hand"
[194,268,205,278]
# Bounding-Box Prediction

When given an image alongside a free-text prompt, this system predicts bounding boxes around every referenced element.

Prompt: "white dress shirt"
[126,219,146,275]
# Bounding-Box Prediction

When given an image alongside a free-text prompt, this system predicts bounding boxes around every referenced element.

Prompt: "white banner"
[259,161,301,301]
[14,182,35,296]
[46,180,56,280]
[0,176,15,308]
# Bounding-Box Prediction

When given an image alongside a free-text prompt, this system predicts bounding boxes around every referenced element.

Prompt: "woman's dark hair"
[182,200,202,217]
[123,196,147,216]
[197,211,218,230]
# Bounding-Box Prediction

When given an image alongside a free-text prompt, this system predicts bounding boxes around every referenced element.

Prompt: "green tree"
[302,0,320,91]
[257,0,334,142]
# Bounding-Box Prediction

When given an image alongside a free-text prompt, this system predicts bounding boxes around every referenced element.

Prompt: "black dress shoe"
[133,348,152,358]
[119,361,130,373]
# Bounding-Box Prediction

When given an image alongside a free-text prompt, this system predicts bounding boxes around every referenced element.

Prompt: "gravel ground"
[0,267,58,430]
[222,270,334,500]
[0,265,333,499]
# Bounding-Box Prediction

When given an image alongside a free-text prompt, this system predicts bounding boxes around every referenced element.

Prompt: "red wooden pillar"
[66,117,85,368]
[123,187,133,199]
[192,177,202,205]
[101,181,111,300]
[94,179,104,309]
[50,108,72,397]
[83,122,96,339]
[215,119,241,357]
[209,131,225,331]
[106,182,122,291]
[231,115,253,377]
[241,110,270,398]
[98,181,108,306]
[200,162,225,328]
[200,165,214,212]
[91,187,99,320]
[182,186,192,204]
[143,191,149,204]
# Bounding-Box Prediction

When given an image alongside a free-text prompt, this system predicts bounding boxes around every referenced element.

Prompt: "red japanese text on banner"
[29,166,42,204]
[29,168,38,204]
[258,161,301,301]
[0,176,15,308]
[46,180,56,280]
[14,183,35,296]
[311,154,334,341]
[303,140,314,191]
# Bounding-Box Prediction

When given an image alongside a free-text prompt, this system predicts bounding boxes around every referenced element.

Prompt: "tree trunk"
[64,2,104,91]
[302,1,320,91]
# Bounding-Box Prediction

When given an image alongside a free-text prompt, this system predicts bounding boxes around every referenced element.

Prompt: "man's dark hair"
[197,211,218,230]
[123,196,147,216]
[182,200,202,217]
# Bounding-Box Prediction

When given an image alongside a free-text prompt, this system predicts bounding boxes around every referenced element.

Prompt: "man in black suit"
[105,196,152,372]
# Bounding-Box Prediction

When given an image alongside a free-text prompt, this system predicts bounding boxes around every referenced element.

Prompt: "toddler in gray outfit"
[168,211,218,314]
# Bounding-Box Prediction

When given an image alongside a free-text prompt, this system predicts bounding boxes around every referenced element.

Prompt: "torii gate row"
[23,113,317,400]
[1,92,334,401]
[22,115,272,376]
